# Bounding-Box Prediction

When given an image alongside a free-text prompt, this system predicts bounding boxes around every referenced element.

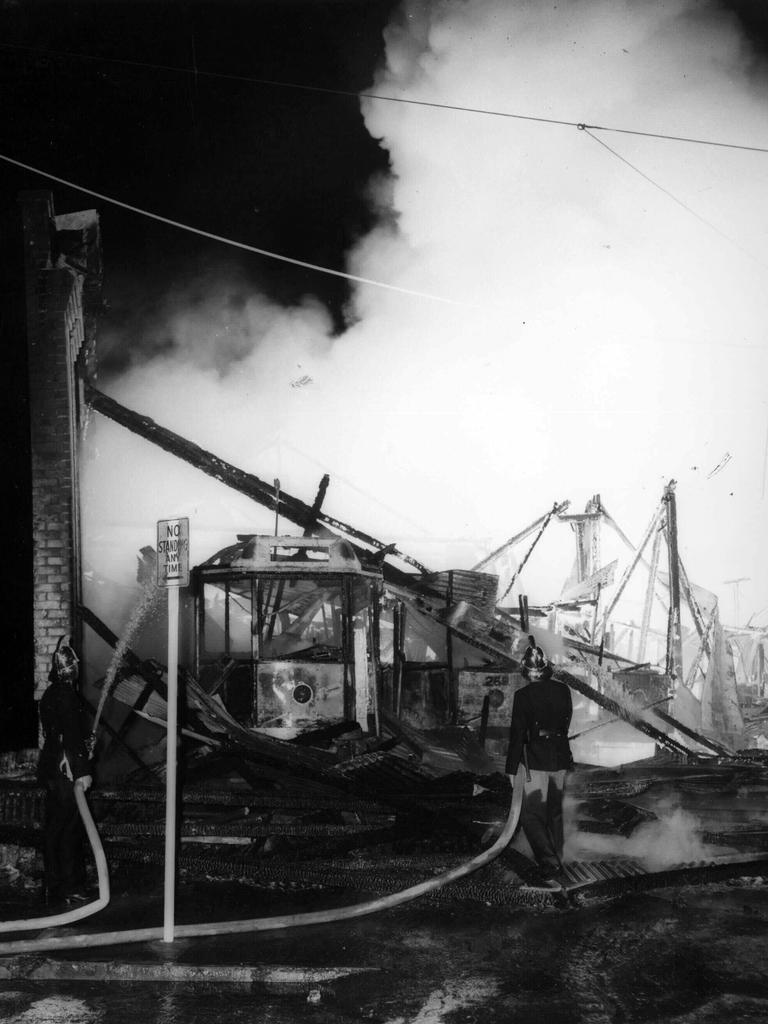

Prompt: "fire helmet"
[51,635,79,682]
[521,643,549,681]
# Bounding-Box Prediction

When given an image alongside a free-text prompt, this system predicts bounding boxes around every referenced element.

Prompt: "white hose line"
[0,773,523,955]
[0,780,110,935]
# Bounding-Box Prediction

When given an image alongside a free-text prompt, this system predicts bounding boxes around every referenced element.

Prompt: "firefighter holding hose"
[37,636,94,907]
[506,639,574,888]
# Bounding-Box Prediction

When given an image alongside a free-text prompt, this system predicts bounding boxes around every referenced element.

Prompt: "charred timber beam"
[685,606,717,690]
[79,605,171,779]
[321,512,429,575]
[677,556,709,644]
[472,501,570,572]
[84,380,430,574]
[183,675,343,778]
[380,708,430,759]
[570,640,636,668]
[602,505,669,616]
[518,595,528,633]
[599,505,662,643]
[304,474,330,536]
[500,502,564,603]
[569,695,671,741]
[85,380,318,529]
[638,524,662,663]
[392,587,516,666]
[663,481,685,681]
[554,667,698,759]
[649,706,734,758]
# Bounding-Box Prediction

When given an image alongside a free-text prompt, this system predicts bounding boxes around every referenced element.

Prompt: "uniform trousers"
[43,774,87,900]
[520,768,567,878]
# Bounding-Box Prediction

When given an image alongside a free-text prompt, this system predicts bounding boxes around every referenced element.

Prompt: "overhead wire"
[2,39,768,154]
[0,151,471,307]
[583,121,768,155]
[8,146,760,345]
[582,127,768,270]
[1,38,767,283]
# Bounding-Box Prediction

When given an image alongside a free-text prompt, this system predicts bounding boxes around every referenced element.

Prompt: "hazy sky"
[81,0,768,630]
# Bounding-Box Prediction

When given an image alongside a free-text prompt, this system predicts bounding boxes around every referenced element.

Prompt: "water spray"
[90,575,162,745]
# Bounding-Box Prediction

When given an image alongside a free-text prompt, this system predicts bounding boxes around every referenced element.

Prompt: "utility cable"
[0,151,469,306]
[582,127,768,270]
[584,121,768,155]
[3,60,765,291]
[4,140,763,349]
[2,40,768,154]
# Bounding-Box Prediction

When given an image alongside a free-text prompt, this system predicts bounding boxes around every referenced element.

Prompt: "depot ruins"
[3,190,768,912]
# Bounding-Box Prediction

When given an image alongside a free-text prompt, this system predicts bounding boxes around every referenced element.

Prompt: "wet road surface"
[1,880,767,1023]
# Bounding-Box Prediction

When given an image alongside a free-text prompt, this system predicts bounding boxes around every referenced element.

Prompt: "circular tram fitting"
[292,682,314,705]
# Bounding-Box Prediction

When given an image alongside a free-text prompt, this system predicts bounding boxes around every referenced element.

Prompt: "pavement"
[3,853,768,1024]
[0,865,393,987]
[1,870,768,1023]
[3,816,768,1011]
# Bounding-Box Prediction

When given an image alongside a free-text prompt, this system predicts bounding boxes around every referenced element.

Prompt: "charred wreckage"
[3,380,768,911]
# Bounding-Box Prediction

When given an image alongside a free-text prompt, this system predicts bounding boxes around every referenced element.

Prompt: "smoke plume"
[83,0,768,643]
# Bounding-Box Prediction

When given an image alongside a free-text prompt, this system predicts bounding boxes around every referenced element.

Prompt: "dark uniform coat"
[505,675,574,776]
[38,679,91,784]
[37,678,92,902]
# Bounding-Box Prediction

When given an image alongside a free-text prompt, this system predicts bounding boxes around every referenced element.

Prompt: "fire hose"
[0,779,110,935]
[0,772,524,955]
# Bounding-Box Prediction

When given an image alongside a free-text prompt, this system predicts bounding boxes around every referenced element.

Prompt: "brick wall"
[21,191,101,699]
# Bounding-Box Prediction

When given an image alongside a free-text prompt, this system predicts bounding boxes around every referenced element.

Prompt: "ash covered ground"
[0,874,767,1023]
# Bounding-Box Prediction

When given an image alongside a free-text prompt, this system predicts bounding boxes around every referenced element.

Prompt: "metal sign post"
[156,516,189,944]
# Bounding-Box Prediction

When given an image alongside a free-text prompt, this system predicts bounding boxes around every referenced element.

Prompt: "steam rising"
[566,797,739,870]
[83,0,768,638]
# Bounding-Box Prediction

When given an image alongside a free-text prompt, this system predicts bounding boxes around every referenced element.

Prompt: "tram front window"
[200,580,252,659]
[260,581,343,660]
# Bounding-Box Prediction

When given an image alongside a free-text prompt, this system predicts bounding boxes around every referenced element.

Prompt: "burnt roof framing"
[84,379,429,576]
[83,380,732,763]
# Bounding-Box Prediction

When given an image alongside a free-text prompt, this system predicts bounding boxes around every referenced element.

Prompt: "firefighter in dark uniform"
[505,640,573,885]
[37,636,94,905]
